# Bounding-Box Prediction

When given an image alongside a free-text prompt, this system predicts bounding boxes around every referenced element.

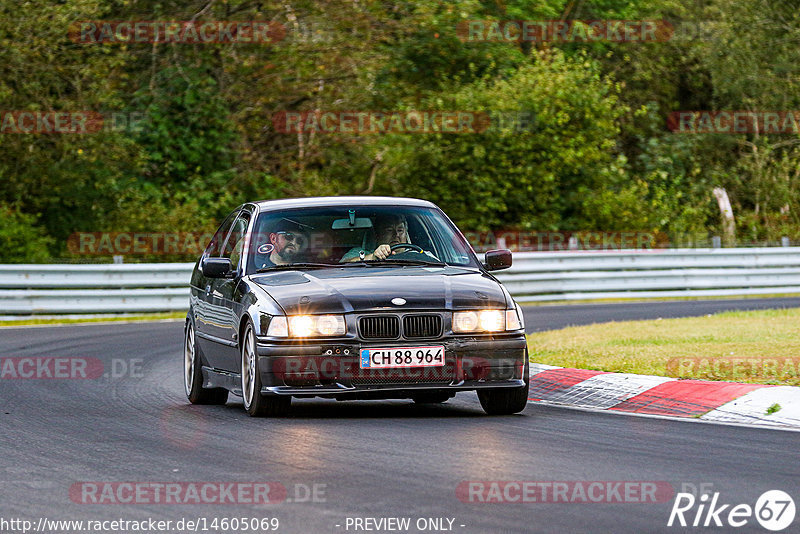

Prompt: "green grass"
[519,292,800,306]
[0,311,185,327]
[526,308,800,386]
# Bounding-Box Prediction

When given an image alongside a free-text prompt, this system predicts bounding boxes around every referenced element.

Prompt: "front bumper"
[254,335,527,397]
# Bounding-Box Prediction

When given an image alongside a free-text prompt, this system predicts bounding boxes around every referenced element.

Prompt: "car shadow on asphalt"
[287,399,490,419]
[210,396,517,419]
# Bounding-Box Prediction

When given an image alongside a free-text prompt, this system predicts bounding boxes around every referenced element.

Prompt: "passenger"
[255,219,309,268]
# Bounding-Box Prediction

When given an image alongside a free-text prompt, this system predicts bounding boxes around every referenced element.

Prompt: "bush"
[379,50,627,232]
[0,204,54,263]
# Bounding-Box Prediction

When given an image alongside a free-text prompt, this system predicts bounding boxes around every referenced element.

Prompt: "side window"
[223,211,252,270]
[204,210,240,258]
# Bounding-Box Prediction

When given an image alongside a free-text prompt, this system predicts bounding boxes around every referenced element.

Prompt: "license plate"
[360,346,445,369]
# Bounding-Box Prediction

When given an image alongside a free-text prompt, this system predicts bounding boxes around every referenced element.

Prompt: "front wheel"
[477,359,529,415]
[184,318,228,405]
[241,321,291,417]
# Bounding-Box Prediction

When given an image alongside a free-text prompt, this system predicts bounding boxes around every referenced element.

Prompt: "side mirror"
[202,257,233,278]
[484,249,512,271]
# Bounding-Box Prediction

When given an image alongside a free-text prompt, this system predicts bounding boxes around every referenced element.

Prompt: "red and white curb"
[528,363,800,429]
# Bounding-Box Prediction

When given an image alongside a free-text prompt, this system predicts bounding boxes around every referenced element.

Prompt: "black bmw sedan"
[185,196,529,416]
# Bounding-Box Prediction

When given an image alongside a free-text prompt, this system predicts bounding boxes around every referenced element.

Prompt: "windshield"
[246,205,479,273]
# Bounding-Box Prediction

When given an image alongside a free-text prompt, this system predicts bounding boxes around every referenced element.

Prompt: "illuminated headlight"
[479,310,504,331]
[453,310,503,333]
[289,315,315,337]
[453,309,522,333]
[266,314,347,337]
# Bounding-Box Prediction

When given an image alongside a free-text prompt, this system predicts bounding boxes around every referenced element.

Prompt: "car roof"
[251,196,438,211]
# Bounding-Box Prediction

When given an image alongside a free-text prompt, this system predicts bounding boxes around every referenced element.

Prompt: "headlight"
[315,315,345,336]
[267,314,346,337]
[453,311,480,332]
[453,310,504,333]
[289,315,315,337]
[479,309,504,331]
[453,309,522,333]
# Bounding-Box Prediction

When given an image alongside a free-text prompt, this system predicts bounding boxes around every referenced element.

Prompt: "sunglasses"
[276,231,305,243]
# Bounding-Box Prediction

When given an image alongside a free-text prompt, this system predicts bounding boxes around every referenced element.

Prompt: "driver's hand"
[372,244,392,260]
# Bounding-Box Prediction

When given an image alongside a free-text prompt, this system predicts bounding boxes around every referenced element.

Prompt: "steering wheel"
[390,243,423,253]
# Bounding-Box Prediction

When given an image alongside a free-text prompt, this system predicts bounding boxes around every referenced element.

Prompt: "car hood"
[249,266,508,315]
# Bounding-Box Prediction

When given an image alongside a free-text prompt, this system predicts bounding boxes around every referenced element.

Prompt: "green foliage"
[2,0,800,260]
[133,67,236,186]
[379,50,626,231]
[0,204,54,263]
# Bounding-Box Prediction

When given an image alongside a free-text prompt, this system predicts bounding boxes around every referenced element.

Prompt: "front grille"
[359,316,400,339]
[403,314,442,338]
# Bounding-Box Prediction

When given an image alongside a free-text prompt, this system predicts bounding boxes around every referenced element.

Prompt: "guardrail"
[496,247,800,302]
[3,247,800,314]
[0,264,194,314]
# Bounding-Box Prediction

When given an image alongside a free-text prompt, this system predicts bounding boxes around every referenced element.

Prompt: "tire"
[241,321,291,417]
[477,358,529,415]
[184,317,228,405]
[412,391,453,404]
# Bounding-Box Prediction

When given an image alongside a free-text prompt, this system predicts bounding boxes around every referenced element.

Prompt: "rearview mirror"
[331,217,373,230]
[202,257,233,278]
[484,249,512,271]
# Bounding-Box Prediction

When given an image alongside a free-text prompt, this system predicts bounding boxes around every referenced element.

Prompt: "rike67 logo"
[668,490,796,531]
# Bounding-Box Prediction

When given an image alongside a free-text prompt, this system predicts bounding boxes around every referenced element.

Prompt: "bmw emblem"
[391,298,406,306]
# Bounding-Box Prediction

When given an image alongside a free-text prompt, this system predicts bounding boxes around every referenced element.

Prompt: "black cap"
[267,217,313,234]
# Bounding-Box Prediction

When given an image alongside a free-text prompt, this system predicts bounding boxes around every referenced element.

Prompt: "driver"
[341,214,411,262]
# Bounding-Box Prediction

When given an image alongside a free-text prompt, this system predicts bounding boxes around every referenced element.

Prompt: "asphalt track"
[1,299,799,534]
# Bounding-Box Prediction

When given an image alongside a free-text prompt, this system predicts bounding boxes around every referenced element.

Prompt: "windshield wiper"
[256,262,338,272]
[348,259,446,267]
